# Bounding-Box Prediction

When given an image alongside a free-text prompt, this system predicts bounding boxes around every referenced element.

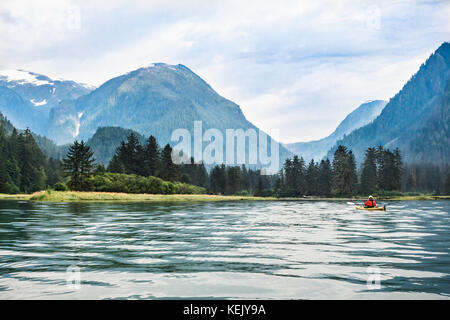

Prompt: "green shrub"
[54,182,69,191]
[235,190,250,196]
[88,173,205,194]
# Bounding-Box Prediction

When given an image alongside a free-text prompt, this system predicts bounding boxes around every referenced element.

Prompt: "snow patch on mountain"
[0,70,52,86]
[30,99,47,106]
[73,112,84,138]
[80,83,97,91]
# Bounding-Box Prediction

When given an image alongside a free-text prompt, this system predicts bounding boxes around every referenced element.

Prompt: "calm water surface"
[0,200,448,299]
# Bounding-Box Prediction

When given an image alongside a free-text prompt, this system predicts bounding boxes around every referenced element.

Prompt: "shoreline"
[0,191,448,203]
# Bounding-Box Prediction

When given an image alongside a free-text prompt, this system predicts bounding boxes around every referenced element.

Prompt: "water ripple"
[0,200,448,299]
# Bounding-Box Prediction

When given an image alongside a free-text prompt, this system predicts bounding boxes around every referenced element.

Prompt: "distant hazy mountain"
[0,69,93,134]
[285,100,387,161]
[329,42,450,164]
[47,63,292,168]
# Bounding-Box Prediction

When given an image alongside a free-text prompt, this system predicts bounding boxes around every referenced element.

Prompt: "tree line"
[1,123,449,196]
[0,127,62,194]
[107,133,209,187]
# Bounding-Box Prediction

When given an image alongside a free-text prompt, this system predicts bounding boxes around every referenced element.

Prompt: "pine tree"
[360,147,378,194]
[292,155,305,196]
[393,148,403,191]
[160,144,179,182]
[196,162,208,188]
[63,140,95,191]
[19,129,47,193]
[145,135,160,177]
[283,158,293,195]
[332,145,348,195]
[348,151,358,194]
[108,141,126,173]
[180,173,191,184]
[305,159,319,195]
[317,159,332,197]
[124,133,145,175]
[376,146,388,190]
[108,154,126,173]
[255,173,264,197]
[241,164,249,191]
[210,164,227,194]
[226,166,242,194]
[332,145,357,196]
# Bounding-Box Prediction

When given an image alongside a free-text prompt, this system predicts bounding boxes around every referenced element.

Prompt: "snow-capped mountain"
[0,69,93,110]
[0,69,94,134]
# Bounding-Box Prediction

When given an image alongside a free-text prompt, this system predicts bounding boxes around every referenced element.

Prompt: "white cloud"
[0,0,449,142]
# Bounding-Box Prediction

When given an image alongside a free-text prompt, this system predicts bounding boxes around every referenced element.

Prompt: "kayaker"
[364,195,376,208]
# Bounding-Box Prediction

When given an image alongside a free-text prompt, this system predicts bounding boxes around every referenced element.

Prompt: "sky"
[0,0,449,143]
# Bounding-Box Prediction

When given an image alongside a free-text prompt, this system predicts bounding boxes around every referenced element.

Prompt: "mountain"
[0,69,93,109]
[0,69,93,134]
[0,86,45,132]
[0,109,15,134]
[285,100,387,161]
[47,63,292,169]
[87,127,146,165]
[329,42,450,164]
[47,63,253,143]
[0,109,67,159]
[400,80,449,164]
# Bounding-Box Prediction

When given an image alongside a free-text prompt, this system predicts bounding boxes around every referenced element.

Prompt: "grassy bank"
[26,191,276,202]
[0,191,448,202]
[0,193,34,200]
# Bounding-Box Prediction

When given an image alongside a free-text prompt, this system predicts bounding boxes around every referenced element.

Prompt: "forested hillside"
[0,127,50,193]
[87,127,146,164]
[329,42,450,164]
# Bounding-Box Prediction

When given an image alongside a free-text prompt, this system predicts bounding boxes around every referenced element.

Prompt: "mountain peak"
[0,69,53,86]
[0,69,95,91]
[436,41,450,53]
[140,63,192,73]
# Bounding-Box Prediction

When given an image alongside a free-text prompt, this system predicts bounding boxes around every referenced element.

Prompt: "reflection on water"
[0,200,448,299]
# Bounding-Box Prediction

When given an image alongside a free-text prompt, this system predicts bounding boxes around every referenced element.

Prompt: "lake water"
[0,200,448,299]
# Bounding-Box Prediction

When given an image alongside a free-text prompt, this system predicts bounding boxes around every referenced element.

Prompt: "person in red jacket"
[364,195,376,208]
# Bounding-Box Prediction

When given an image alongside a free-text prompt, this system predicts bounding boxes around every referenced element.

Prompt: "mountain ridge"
[328,42,450,164]
[46,62,292,169]
[0,69,94,134]
[285,100,387,161]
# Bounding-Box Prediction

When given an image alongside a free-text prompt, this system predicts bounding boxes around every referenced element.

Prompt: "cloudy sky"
[0,0,449,142]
